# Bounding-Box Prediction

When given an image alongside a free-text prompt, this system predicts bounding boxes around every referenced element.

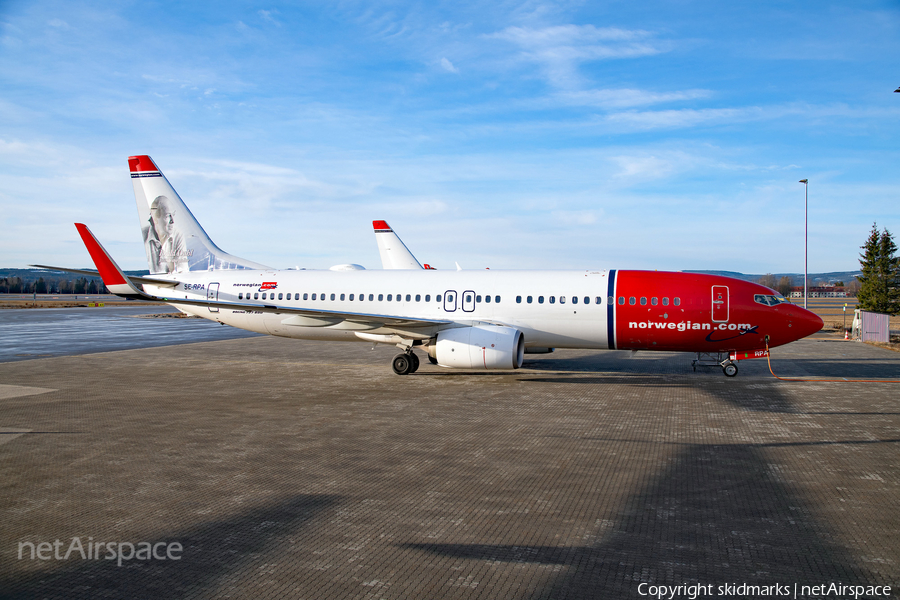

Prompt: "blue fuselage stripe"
[607,269,616,349]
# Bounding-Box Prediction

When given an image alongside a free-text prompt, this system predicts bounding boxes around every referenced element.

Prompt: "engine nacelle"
[435,325,524,370]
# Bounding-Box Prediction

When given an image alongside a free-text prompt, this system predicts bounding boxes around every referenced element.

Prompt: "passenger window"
[651,297,657,306]
[278,293,283,300]
[466,294,472,303]
[549,296,555,304]
[425,294,431,302]
[662,297,669,306]
[560,296,566,304]
[572,296,578,305]
[495,296,500,303]
[476,295,482,303]
[415,294,421,302]
[238,293,243,299]
[436,295,441,302]
[629,297,636,305]
[485,295,491,303]
[640,297,647,305]
[618,297,624,305]
[406,294,411,302]
[303,293,308,300]
[253,292,258,299]
[368,294,374,301]
[538,296,544,304]
[387,294,392,301]
[329,293,334,301]
[321,293,325,300]
[584,296,590,305]
[674,297,681,306]
[516,296,522,304]
[349,294,354,301]
[338,293,343,301]
[527,296,533,304]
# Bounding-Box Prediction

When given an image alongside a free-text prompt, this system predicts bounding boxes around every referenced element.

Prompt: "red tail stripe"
[74,223,128,285]
[372,220,391,230]
[128,155,159,173]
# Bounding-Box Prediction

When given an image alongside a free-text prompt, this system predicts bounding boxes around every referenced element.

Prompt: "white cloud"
[439,57,459,73]
[555,88,711,109]
[489,24,666,89]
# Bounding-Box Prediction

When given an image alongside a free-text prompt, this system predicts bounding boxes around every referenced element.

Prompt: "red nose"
[793,306,824,340]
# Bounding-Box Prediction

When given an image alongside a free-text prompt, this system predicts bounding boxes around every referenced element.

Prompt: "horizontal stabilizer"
[30,264,179,288]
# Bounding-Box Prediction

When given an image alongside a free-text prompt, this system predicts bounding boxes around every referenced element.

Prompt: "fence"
[851,309,890,343]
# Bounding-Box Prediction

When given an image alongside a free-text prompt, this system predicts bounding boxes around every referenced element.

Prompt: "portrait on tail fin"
[143,195,189,274]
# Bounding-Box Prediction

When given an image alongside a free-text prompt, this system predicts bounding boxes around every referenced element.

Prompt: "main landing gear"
[391,351,420,375]
[692,352,738,377]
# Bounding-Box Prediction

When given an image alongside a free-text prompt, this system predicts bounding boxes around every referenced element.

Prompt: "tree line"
[1,276,108,295]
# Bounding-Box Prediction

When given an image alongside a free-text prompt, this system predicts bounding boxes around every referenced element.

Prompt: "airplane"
[34,155,824,377]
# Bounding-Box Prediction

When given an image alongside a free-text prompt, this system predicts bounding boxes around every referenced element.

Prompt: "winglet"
[74,223,145,297]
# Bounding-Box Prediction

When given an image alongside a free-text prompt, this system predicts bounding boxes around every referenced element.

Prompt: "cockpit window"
[754,294,788,306]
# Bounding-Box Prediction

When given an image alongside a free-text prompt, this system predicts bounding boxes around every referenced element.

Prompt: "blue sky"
[2,0,898,273]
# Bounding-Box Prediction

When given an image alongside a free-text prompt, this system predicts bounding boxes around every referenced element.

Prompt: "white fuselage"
[149,268,614,349]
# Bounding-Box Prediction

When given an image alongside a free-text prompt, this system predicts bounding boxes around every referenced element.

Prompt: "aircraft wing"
[70,223,452,330]
[30,264,179,288]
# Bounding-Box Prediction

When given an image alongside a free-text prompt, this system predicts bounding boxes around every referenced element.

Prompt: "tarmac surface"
[0,306,259,362]
[0,313,898,599]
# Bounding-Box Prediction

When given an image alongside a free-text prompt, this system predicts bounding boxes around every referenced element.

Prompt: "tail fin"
[372,220,424,270]
[129,155,269,274]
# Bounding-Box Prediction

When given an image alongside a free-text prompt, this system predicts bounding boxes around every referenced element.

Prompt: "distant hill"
[684,270,860,286]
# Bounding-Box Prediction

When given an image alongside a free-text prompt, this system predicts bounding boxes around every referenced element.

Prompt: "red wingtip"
[128,155,159,173]
[373,220,391,231]
[74,223,128,286]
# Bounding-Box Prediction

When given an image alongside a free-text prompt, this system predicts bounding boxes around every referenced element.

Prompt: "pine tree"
[878,227,900,313]
[857,223,900,314]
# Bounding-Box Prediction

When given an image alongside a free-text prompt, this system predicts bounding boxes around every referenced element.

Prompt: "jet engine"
[434,325,525,370]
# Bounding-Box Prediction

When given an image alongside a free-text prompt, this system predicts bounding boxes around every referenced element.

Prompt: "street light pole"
[799,179,808,310]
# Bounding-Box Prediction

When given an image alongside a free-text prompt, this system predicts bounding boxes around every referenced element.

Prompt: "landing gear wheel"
[392,354,412,375]
[723,363,738,377]
[409,352,420,373]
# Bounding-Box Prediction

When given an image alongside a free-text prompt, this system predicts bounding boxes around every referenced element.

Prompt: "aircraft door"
[208,282,220,313]
[711,285,728,322]
[443,290,457,312]
[462,290,475,312]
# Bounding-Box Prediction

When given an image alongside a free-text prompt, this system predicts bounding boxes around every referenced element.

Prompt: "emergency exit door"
[711,285,728,322]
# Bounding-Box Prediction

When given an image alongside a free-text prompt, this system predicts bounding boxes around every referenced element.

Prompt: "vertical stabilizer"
[129,156,269,274]
[373,220,424,270]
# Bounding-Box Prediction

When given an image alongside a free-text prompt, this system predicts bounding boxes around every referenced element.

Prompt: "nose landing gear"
[692,352,739,377]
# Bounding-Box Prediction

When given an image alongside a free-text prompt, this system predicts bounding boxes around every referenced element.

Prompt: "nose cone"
[789,305,824,341]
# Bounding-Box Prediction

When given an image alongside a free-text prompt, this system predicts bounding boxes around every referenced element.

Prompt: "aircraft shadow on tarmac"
[0,494,340,600]
[401,443,886,599]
